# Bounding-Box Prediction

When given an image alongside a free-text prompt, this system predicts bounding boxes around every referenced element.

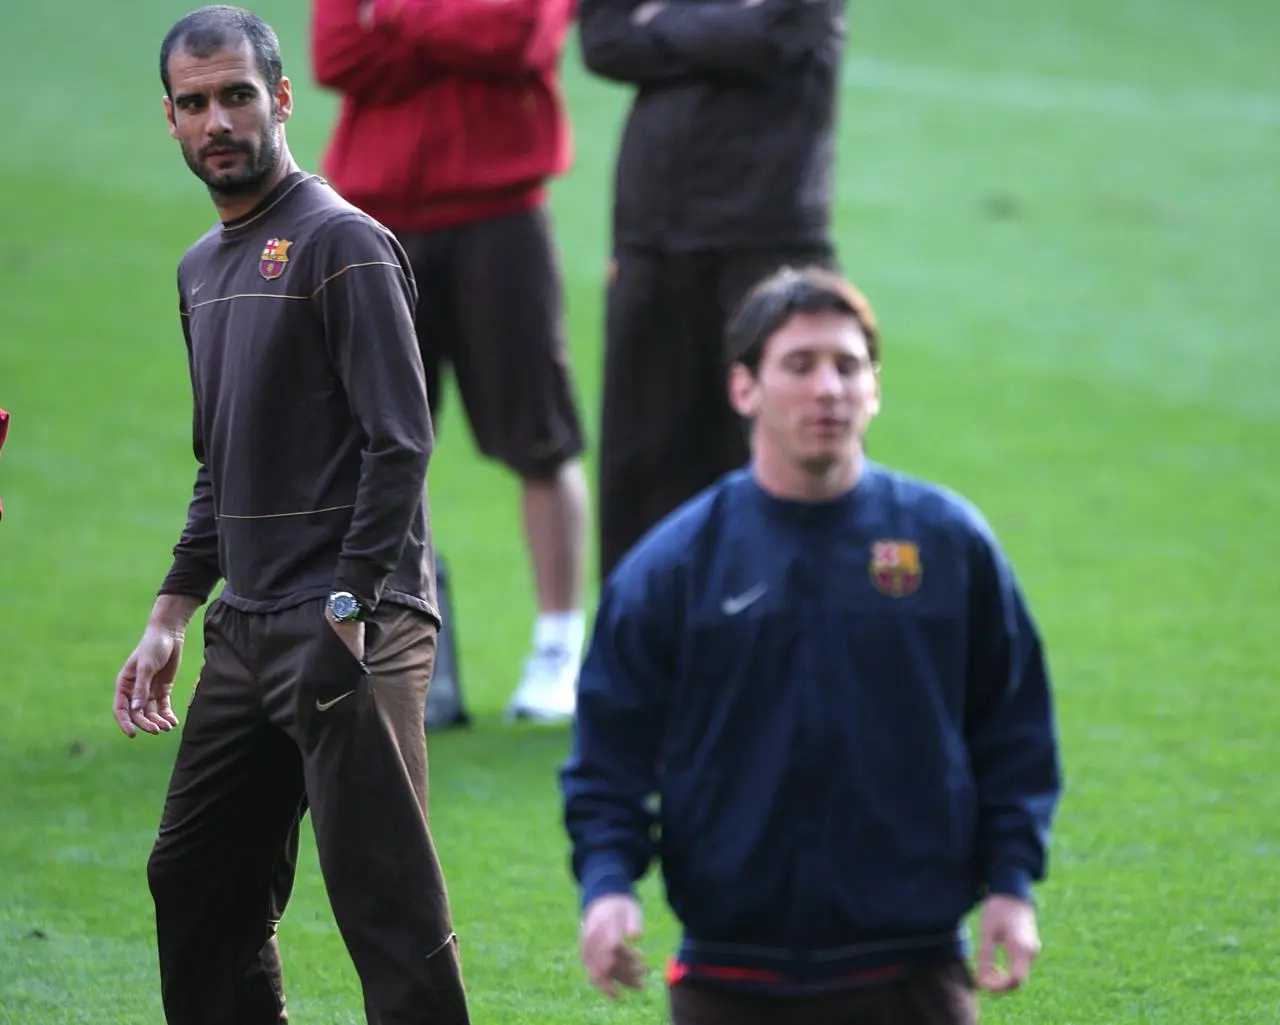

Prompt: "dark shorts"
[398,206,586,479]
[598,244,836,581]
[669,960,978,1025]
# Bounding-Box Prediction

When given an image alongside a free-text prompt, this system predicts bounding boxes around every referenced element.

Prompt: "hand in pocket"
[325,611,366,662]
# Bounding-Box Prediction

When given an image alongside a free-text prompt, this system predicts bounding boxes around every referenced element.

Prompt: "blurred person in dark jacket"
[579,0,847,582]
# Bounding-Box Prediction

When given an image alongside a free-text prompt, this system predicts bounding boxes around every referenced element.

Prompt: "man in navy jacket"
[560,266,1063,1024]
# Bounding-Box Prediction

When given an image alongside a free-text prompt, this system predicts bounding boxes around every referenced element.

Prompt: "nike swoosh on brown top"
[315,690,355,712]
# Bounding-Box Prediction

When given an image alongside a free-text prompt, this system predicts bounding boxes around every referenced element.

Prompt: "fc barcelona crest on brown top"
[869,540,922,598]
[259,238,293,281]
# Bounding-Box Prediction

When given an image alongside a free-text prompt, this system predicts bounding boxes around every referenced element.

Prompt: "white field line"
[844,56,1280,127]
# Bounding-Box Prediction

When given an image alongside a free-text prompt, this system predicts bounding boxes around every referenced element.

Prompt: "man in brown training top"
[110,6,471,1023]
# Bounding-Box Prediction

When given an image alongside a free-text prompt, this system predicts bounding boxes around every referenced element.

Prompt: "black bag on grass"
[426,554,471,732]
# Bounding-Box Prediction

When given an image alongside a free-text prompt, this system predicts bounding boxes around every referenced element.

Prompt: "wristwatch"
[326,591,365,623]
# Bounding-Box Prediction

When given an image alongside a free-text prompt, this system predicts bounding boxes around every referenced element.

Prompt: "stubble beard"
[184,112,282,199]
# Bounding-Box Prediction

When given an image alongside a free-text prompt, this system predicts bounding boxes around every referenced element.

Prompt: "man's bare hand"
[631,0,665,24]
[115,595,201,738]
[977,894,1041,993]
[581,894,646,999]
[114,625,184,738]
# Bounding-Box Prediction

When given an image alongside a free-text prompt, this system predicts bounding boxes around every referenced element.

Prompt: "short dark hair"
[160,5,283,98]
[726,266,880,375]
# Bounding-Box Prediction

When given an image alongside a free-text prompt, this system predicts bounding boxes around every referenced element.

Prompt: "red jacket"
[311,0,575,232]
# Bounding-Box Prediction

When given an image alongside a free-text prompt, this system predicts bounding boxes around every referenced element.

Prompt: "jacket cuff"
[580,856,635,911]
[334,556,385,612]
[158,556,221,603]
[987,864,1035,903]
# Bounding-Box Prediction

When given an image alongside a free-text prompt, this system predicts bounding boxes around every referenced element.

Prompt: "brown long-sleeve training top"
[158,170,439,623]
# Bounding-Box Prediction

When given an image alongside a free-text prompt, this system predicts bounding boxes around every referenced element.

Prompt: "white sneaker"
[506,646,578,724]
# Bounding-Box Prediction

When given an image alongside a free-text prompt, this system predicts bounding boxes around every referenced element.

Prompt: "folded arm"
[579,0,829,85]
[311,0,434,98]
[367,0,575,75]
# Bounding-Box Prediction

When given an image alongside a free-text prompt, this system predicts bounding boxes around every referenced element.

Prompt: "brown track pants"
[145,597,470,1025]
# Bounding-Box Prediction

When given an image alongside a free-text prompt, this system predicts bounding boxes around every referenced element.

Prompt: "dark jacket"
[579,0,846,251]
[560,465,1063,988]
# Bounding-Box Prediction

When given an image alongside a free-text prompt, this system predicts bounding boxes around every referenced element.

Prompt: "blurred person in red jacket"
[312,0,589,724]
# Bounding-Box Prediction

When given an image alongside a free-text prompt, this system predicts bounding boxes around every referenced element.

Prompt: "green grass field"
[2,0,1278,1021]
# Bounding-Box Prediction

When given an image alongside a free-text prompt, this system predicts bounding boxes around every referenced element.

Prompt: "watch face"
[331,594,358,620]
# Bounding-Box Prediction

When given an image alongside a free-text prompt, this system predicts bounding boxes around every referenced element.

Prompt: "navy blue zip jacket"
[560,463,1063,987]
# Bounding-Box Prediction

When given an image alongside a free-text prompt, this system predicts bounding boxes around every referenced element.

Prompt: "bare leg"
[522,457,588,613]
[508,458,589,723]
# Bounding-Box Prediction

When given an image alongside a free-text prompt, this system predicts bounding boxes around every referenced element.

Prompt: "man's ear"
[163,96,178,140]
[274,76,294,122]
[728,363,760,419]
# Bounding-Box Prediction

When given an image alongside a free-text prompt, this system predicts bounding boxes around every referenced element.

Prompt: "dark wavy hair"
[727,266,880,374]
